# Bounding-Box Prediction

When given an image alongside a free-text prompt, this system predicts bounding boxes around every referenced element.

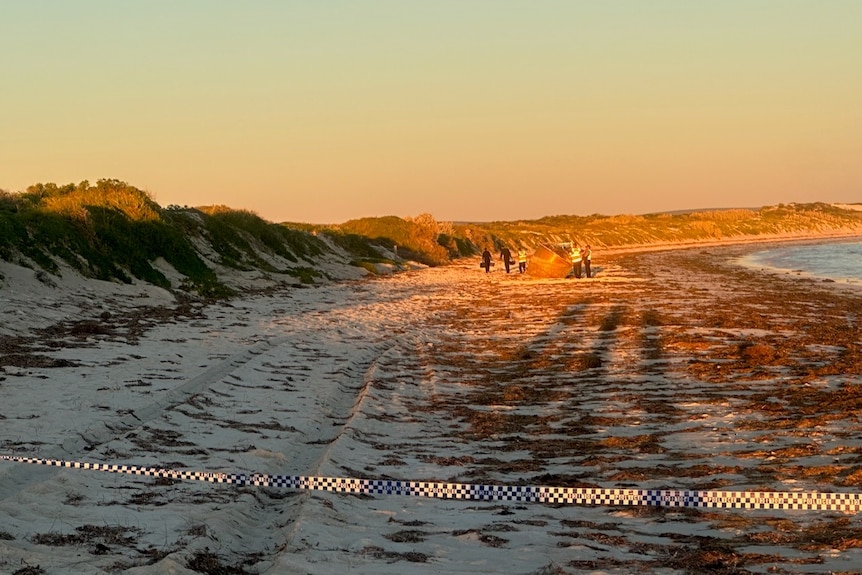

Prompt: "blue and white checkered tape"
[2,454,859,512]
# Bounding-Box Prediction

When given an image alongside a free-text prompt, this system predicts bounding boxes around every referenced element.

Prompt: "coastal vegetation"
[460,203,862,250]
[1,179,861,296]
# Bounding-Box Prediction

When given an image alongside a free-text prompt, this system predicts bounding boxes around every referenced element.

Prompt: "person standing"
[517,247,527,273]
[499,246,513,273]
[569,243,583,279]
[583,245,593,278]
[481,247,492,273]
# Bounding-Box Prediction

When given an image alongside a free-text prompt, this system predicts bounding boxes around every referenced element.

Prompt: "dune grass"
[466,203,862,250]
[2,179,861,297]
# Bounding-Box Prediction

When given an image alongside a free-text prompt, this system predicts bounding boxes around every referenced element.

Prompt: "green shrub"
[350,260,379,274]
[335,214,451,265]
[3,179,862,299]
[288,267,322,284]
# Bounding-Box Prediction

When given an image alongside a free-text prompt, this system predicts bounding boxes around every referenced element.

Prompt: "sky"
[2,1,861,224]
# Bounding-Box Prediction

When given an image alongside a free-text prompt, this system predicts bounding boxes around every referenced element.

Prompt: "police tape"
[2,454,860,512]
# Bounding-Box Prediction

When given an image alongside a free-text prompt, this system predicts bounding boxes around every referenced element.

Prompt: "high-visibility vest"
[570,249,582,263]
[518,250,527,262]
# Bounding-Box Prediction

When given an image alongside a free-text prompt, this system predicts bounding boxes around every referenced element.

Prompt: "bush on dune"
[2,179,861,297]
[5,181,229,294]
[465,203,862,251]
[0,180,418,295]
[334,213,452,265]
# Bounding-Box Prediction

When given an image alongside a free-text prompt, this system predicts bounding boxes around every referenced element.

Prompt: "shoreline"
[597,229,862,294]
[2,230,862,573]
[595,228,862,258]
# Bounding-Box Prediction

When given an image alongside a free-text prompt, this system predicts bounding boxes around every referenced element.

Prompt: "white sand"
[1,252,861,574]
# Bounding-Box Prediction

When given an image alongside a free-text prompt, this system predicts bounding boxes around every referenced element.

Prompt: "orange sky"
[2,2,860,223]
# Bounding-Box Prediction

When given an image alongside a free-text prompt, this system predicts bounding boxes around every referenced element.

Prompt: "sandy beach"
[2,236,862,574]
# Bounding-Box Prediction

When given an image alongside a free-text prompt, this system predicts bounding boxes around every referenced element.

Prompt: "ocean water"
[741,240,862,285]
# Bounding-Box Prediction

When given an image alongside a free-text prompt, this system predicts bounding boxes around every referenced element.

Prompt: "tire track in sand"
[0,337,285,501]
